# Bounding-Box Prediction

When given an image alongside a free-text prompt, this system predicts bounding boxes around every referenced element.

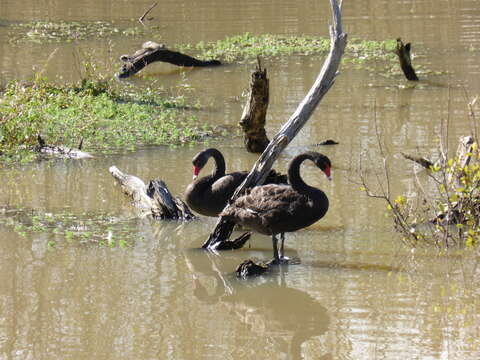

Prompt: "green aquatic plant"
[9,20,148,43]
[0,78,211,164]
[0,206,137,247]
[178,33,398,64]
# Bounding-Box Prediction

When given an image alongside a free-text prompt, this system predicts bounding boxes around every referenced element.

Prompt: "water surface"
[1,0,480,359]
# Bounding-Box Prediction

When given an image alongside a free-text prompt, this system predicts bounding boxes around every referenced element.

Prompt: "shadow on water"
[184,248,331,359]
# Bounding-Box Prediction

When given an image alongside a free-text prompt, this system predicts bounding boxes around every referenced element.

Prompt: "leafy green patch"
[178,33,398,64]
[0,78,211,164]
[9,20,148,43]
[0,206,137,247]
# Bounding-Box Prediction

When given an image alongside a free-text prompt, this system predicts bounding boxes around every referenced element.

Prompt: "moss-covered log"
[117,41,221,79]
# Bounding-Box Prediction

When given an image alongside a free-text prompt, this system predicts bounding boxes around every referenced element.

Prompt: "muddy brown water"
[1,0,480,359]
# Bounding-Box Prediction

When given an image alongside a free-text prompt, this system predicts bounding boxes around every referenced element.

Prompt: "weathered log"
[401,152,433,169]
[109,166,195,221]
[395,38,419,81]
[116,41,221,79]
[239,58,270,153]
[203,0,347,250]
[36,135,93,159]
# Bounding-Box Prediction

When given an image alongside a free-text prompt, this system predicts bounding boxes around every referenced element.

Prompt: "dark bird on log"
[220,152,331,264]
[184,148,287,217]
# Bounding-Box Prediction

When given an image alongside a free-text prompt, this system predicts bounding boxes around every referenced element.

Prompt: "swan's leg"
[280,233,285,258]
[279,233,290,261]
[272,235,280,262]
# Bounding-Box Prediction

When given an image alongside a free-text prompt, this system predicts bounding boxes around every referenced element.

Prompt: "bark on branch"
[203,0,347,250]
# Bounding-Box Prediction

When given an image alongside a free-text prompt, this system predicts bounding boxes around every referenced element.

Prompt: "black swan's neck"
[288,153,319,194]
[206,148,226,179]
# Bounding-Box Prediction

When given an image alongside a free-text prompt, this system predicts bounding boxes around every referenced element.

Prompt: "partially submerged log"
[315,139,339,146]
[395,38,419,81]
[239,58,270,153]
[36,135,93,159]
[109,166,195,221]
[401,152,433,169]
[203,0,347,250]
[117,41,221,79]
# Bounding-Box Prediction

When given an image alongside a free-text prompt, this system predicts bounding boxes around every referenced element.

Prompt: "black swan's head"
[310,152,332,180]
[191,149,213,179]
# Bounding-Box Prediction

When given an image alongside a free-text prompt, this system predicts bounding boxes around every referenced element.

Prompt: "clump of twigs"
[359,96,480,248]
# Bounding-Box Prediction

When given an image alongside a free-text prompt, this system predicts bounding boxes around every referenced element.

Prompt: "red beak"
[324,166,332,180]
[193,166,200,180]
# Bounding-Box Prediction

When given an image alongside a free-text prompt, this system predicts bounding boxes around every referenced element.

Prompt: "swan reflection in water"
[184,249,332,360]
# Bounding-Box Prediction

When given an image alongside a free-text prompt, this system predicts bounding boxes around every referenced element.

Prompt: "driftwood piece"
[395,38,419,81]
[117,41,221,79]
[239,58,270,153]
[203,0,347,250]
[401,152,433,169]
[109,166,195,221]
[36,135,93,159]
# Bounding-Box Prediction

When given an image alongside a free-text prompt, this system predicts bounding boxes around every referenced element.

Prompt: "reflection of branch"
[139,2,158,26]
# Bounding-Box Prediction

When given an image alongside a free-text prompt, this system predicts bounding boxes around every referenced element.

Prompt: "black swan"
[221,152,331,263]
[184,148,287,217]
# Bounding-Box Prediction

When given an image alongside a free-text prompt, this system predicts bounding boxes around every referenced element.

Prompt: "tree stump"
[239,58,270,153]
[395,38,419,81]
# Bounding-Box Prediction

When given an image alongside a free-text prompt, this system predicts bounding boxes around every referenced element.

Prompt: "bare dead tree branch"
[203,0,348,249]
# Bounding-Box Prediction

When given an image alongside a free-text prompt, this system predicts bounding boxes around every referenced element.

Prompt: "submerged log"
[109,166,195,221]
[395,38,419,81]
[116,41,221,79]
[36,135,93,159]
[239,58,270,153]
[203,0,347,250]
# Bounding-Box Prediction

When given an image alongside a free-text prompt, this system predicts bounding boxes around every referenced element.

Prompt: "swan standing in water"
[221,152,331,264]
